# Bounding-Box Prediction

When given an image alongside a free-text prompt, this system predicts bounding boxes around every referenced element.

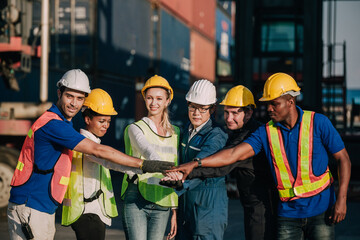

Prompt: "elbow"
[348,159,352,170]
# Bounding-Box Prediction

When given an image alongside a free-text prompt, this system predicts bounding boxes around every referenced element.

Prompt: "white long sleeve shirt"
[125,117,169,178]
[80,129,142,225]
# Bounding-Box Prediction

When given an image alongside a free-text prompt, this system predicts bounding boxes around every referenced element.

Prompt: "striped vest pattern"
[266,111,333,201]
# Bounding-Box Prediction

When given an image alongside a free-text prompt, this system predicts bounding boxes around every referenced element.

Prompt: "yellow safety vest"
[61,151,118,226]
[266,111,333,202]
[121,120,179,207]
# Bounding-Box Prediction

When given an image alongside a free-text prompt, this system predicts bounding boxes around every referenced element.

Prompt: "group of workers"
[6,68,351,240]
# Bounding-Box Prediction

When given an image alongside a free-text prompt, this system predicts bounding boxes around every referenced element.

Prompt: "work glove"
[159,179,184,191]
[141,160,175,173]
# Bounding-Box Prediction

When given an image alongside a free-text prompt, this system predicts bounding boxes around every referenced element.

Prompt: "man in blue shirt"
[7,69,174,240]
[172,73,351,240]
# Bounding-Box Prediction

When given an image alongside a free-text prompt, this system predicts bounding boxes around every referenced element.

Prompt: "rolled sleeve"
[243,127,264,155]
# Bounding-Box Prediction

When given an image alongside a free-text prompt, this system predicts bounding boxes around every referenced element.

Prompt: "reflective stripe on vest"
[10,111,73,204]
[62,151,118,226]
[121,120,179,207]
[266,111,333,201]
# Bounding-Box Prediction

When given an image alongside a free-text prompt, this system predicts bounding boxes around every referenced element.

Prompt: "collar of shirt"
[188,118,211,141]
[141,116,171,137]
[49,103,72,124]
[273,105,304,131]
[80,128,101,144]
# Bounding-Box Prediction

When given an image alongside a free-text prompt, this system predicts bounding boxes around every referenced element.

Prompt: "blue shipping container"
[216,8,233,62]
[159,8,190,91]
[97,0,152,78]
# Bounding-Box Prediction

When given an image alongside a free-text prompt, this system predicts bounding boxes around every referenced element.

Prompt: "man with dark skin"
[170,73,351,240]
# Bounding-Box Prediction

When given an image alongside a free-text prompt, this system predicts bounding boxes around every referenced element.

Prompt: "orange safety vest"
[266,111,333,202]
[11,111,73,204]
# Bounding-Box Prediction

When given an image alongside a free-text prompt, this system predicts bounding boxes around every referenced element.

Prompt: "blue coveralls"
[177,118,228,240]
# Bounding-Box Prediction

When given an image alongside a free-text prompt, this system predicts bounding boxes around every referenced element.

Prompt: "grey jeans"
[7,202,56,240]
[277,210,335,240]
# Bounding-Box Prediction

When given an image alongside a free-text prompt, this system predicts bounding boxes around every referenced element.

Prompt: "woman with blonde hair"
[120,75,179,240]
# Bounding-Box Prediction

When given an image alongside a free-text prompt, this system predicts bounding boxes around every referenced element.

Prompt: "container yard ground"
[1,198,360,240]
[1,177,360,240]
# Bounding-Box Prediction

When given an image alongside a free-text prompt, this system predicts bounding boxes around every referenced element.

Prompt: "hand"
[167,209,177,240]
[329,197,347,224]
[141,160,174,173]
[164,171,184,181]
[166,161,198,180]
[160,172,184,190]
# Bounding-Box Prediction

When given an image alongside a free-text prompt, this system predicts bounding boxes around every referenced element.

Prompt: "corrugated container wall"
[190,31,216,82]
[44,0,94,71]
[192,0,216,40]
[159,9,190,91]
[97,0,152,77]
[160,0,192,24]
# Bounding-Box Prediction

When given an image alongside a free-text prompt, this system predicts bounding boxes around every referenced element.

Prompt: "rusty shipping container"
[190,30,216,82]
[160,0,192,25]
[192,0,216,40]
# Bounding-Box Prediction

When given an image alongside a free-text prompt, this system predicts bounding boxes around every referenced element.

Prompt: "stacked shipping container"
[0,0,235,150]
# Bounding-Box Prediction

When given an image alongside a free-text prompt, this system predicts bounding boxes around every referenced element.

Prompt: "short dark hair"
[59,86,66,95]
[59,86,88,97]
[283,94,296,103]
[82,108,101,120]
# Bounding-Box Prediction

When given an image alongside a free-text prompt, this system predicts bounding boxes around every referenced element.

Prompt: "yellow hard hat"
[83,88,118,115]
[141,75,174,100]
[259,72,301,102]
[220,85,256,108]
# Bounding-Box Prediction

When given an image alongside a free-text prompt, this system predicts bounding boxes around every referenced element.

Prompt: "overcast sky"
[323,1,360,89]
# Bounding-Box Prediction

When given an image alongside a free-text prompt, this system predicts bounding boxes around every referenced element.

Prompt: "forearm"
[86,154,142,174]
[95,144,143,168]
[336,150,351,201]
[75,139,143,168]
[201,142,254,168]
[188,162,241,179]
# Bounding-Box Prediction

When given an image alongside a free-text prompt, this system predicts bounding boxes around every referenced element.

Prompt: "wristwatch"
[193,157,202,167]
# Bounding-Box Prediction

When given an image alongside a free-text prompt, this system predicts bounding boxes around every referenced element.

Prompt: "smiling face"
[85,115,111,138]
[266,95,293,123]
[144,87,170,117]
[57,88,86,121]
[224,106,252,130]
[188,103,212,128]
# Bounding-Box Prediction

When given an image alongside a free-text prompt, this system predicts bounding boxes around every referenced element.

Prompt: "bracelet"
[193,158,202,167]
[139,160,144,170]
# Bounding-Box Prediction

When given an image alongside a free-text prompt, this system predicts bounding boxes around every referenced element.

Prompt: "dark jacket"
[187,117,273,188]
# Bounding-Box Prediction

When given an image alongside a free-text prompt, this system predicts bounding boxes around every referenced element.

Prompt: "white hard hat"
[186,79,217,105]
[56,69,91,94]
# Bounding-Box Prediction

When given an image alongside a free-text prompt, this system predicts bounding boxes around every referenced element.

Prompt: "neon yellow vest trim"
[267,111,333,201]
[61,151,118,226]
[121,120,179,207]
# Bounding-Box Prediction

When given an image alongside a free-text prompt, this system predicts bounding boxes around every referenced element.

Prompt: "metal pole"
[40,0,49,103]
[71,0,75,68]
